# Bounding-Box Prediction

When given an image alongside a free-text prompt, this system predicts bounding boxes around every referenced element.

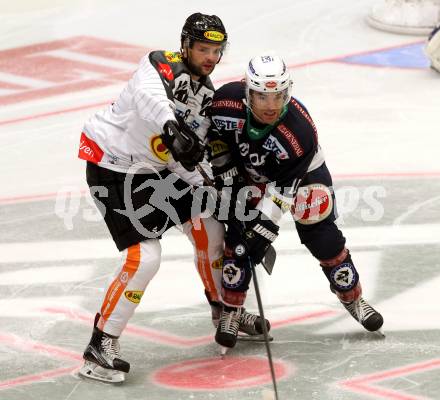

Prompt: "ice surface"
[0,1,439,399]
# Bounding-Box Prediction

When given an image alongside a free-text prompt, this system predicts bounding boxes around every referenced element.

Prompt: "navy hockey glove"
[162,119,204,171]
[211,164,248,222]
[227,213,279,265]
[213,165,242,190]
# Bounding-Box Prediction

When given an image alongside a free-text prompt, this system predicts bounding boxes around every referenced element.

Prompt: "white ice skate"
[79,361,125,384]
[78,326,130,384]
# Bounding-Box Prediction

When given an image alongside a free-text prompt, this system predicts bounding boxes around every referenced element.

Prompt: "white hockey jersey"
[78,50,215,185]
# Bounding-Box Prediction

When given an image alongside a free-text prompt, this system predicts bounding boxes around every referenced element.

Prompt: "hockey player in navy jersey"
[207,54,384,350]
[77,13,267,383]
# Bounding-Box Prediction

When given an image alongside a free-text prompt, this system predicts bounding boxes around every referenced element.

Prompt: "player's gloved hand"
[211,164,247,222]
[213,164,241,190]
[226,212,279,265]
[161,119,204,171]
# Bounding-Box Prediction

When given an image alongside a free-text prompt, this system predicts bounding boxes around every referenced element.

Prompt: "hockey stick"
[249,257,279,400]
[195,164,276,275]
[262,244,276,275]
[196,164,279,397]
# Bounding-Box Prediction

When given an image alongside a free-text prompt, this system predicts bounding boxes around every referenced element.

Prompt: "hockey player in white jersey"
[77,13,268,383]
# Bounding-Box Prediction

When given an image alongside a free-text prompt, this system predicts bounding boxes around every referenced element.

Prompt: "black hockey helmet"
[181,13,228,48]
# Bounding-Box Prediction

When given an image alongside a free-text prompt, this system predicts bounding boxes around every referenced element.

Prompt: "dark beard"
[185,58,211,78]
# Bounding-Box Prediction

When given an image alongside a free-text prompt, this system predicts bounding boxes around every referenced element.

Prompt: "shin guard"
[320,248,361,302]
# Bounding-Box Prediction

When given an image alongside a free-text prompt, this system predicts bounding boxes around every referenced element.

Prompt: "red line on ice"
[0,40,424,126]
[338,358,440,400]
[0,101,110,127]
[0,331,82,391]
[0,332,82,361]
[340,383,426,400]
[270,309,338,329]
[0,366,79,390]
[40,307,213,348]
[40,306,338,348]
[0,36,148,107]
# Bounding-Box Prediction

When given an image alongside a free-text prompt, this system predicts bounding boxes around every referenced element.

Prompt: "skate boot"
[79,315,130,383]
[238,308,272,341]
[341,297,384,332]
[215,306,242,353]
[210,302,221,328]
[205,291,271,340]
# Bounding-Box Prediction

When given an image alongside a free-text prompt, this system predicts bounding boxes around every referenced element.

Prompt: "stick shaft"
[250,260,279,400]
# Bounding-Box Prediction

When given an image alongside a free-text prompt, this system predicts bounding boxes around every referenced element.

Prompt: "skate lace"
[101,336,120,360]
[220,309,240,335]
[345,297,376,323]
[240,310,258,328]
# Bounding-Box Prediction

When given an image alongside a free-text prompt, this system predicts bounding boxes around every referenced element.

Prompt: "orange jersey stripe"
[99,243,141,330]
[191,218,218,301]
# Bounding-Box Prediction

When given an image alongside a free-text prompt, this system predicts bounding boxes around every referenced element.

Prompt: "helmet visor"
[248,89,289,124]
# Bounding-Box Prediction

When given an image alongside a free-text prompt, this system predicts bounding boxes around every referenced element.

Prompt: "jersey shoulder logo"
[164,51,182,63]
[157,62,174,81]
[290,98,318,144]
[277,124,304,157]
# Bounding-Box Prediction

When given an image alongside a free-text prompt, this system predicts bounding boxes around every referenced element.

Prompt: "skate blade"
[78,361,125,384]
[374,329,386,338]
[237,333,273,342]
[220,346,229,357]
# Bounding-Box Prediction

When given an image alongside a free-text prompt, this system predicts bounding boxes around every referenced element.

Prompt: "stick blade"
[262,245,276,275]
[237,333,274,342]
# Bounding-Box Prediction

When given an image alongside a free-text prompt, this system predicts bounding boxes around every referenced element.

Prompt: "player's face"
[186,42,223,78]
[250,90,286,125]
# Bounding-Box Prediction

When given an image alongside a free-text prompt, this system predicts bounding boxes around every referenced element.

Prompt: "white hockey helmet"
[245,54,292,107]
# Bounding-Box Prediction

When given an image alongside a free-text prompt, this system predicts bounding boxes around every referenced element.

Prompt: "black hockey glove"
[226,212,279,265]
[211,164,248,222]
[213,165,241,191]
[161,120,204,171]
